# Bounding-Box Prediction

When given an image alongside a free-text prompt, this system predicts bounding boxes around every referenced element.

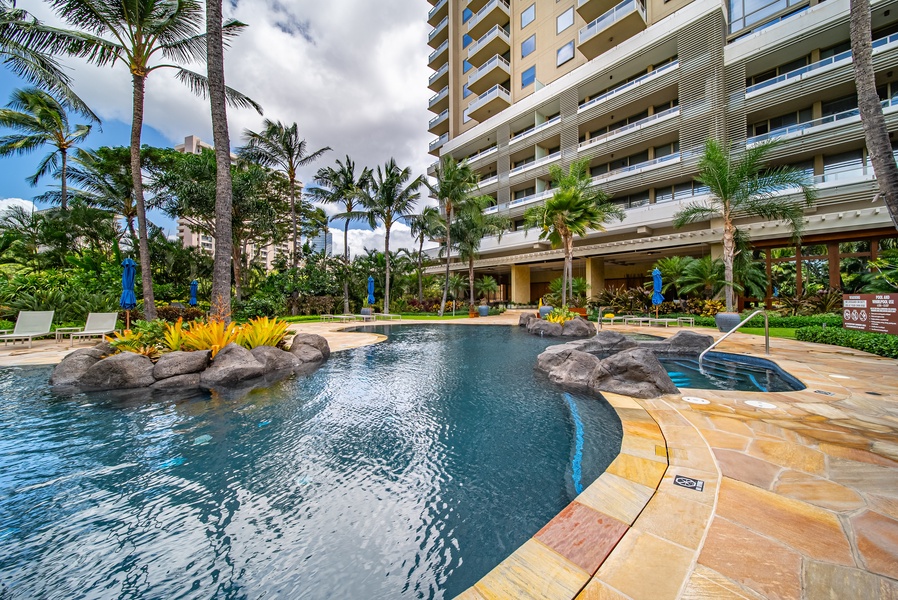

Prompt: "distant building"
[305,231,333,256]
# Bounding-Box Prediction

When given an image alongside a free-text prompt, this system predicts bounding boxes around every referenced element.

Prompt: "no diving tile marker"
[673,475,704,492]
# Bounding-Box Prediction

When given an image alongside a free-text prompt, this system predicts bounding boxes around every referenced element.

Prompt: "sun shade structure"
[651,268,664,318]
[189,280,199,307]
[0,311,54,348]
[120,258,137,329]
[367,276,375,306]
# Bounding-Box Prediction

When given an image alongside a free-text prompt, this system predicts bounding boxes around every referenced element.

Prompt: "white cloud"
[0,197,37,215]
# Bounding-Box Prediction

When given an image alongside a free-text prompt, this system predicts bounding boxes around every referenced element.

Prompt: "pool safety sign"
[843,294,898,335]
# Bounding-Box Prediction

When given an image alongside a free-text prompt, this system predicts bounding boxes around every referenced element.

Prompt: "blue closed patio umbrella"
[367,276,375,306]
[189,280,199,307]
[651,268,664,318]
[120,258,137,329]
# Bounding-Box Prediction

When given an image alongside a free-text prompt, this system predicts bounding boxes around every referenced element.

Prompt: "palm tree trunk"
[232,243,242,302]
[851,0,898,226]
[290,178,299,268]
[207,0,234,321]
[60,148,68,211]
[562,236,572,307]
[468,257,475,307]
[722,225,736,312]
[384,225,391,313]
[417,237,424,303]
[439,205,452,316]
[130,73,156,321]
[343,219,350,313]
[127,216,136,239]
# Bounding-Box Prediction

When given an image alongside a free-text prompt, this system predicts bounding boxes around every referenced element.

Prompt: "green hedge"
[657,312,842,329]
[796,326,898,359]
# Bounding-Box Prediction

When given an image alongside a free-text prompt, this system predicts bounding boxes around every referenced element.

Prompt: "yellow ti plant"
[181,319,243,358]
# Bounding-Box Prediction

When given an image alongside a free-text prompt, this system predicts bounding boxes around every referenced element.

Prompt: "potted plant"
[474,275,498,317]
[360,298,372,317]
[468,303,478,318]
[478,299,490,317]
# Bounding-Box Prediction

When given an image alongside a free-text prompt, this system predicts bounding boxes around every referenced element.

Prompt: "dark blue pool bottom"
[662,351,805,392]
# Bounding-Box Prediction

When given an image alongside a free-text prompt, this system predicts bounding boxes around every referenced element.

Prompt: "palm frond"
[174,68,263,114]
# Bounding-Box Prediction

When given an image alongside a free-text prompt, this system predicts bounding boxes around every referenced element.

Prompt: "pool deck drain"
[2,312,897,598]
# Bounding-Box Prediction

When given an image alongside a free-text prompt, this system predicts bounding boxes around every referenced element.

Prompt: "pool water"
[0,325,622,599]
[662,351,805,392]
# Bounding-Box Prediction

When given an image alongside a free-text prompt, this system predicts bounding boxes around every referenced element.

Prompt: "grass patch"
[738,327,797,339]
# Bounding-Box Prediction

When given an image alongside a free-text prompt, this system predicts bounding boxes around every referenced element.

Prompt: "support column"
[510,265,531,304]
[585,257,605,298]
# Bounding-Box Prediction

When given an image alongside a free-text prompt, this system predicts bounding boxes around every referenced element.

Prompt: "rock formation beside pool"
[50,333,331,393]
[535,330,712,398]
[523,315,596,337]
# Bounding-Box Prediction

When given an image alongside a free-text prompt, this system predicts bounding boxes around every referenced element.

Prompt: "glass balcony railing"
[428,0,448,22]
[591,152,681,184]
[578,60,678,112]
[510,115,562,144]
[578,106,679,150]
[428,86,449,108]
[468,54,510,87]
[464,145,498,164]
[429,62,449,87]
[468,83,510,113]
[510,151,562,175]
[479,174,498,186]
[428,16,449,42]
[747,32,898,95]
[484,189,554,214]
[467,0,510,31]
[578,0,645,44]
[747,96,898,145]
[428,40,449,64]
[429,109,449,129]
[429,133,449,152]
[467,25,510,59]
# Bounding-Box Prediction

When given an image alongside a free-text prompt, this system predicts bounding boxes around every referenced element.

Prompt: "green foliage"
[162,318,187,351]
[233,292,287,320]
[474,275,499,301]
[545,306,578,324]
[155,305,206,323]
[237,316,289,349]
[796,326,898,358]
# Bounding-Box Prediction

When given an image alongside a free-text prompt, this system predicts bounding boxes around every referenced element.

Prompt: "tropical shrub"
[545,306,578,324]
[156,306,206,322]
[796,326,898,358]
[296,295,337,316]
[237,317,289,349]
[234,292,287,320]
[162,318,187,351]
[181,320,242,358]
[106,329,162,359]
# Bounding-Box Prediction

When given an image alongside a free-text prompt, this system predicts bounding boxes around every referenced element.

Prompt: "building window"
[463,7,473,23]
[728,0,808,33]
[521,34,535,58]
[463,59,473,73]
[521,4,535,28]
[557,8,574,33]
[463,33,473,49]
[463,84,472,99]
[556,41,574,66]
[522,66,536,88]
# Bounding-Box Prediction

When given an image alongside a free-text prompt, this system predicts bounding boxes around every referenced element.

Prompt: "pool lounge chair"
[65,312,118,347]
[0,311,54,348]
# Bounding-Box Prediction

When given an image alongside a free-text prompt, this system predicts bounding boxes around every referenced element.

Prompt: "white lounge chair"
[65,312,118,347]
[0,311,55,348]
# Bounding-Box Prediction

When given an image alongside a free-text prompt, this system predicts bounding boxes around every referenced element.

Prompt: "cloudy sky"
[0,0,438,257]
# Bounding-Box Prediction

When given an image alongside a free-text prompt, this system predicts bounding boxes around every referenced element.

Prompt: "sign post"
[842,294,898,335]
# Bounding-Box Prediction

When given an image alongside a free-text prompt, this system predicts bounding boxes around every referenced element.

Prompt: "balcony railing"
[429,62,449,87]
[510,151,562,175]
[467,24,510,60]
[467,53,510,87]
[746,96,898,145]
[578,106,680,150]
[578,60,678,112]
[746,31,898,95]
[509,115,562,144]
[479,174,498,186]
[428,16,449,42]
[428,40,449,64]
[591,151,681,184]
[464,145,498,164]
[429,109,449,129]
[428,86,449,108]
[579,0,645,44]
[467,0,510,32]
[428,0,448,22]
[429,133,449,152]
[468,83,510,113]
[484,189,554,214]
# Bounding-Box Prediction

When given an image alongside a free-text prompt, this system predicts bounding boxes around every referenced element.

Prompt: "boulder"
[547,350,602,389]
[535,344,576,374]
[78,352,156,391]
[290,333,330,361]
[589,348,678,399]
[518,313,536,327]
[50,350,102,386]
[291,344,325,365]
[153,350,210,380]
[527,319,563,337]
[151,372,201,390]
[661,330,714,355]
[93,341,116,356]
[562,316,596,337]
[199,343,266,389]
[251,345,301,371]
[579,330,638,355]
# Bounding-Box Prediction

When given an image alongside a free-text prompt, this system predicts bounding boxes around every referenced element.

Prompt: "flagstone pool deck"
[2,313,896,599]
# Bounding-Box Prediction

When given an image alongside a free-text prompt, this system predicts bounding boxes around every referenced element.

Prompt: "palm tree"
[51,146,133,234]
[240,120,330,267]
[652,255,695,298]
[524,159,624,307]
[474,275,499,303]
[0,87,91,210]
[361,159,422,314]
[309,156,369,313]
[38,0,261,319]
[405,205,442,303]
[447,273,468,315]
[850,0,898,227]
[450,197,508,307]
[425,156,481,316]
[673,139,816,312]
[676,256,725,299]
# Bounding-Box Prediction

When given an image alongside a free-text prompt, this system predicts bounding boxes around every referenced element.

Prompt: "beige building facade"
[427,0,898,305]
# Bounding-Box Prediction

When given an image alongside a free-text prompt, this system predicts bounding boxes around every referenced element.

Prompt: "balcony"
[591,152,682,186]
[429,109,449,135]
[468,83,511,121]
[467,25,511,68]
[464,145,498,167]
[429,133,449,155]
[578,60,678,114]
[428,16,449,49]
[428,61,449,92]
[509,115,563,146]
[468,0,491,13]
[479,174,498,187]
[467,54,511,95]
[747,97,898,146]
[577,0,617,25]
[467,0,510,40]
[510,151,562,177]
[578,0,646,61]
[428,39,449,70]
[428,0,448,27]
[428,85,449,114]
[578,106,680,151]
[484,189,554,215]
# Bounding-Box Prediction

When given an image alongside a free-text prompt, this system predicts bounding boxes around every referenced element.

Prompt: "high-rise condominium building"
[426,0,898,305]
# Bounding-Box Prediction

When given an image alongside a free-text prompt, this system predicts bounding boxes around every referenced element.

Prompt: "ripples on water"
[0,325,622,599]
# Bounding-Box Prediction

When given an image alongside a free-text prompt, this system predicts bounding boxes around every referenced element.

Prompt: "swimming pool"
[663,351,805,392]
[0,325,622,599]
